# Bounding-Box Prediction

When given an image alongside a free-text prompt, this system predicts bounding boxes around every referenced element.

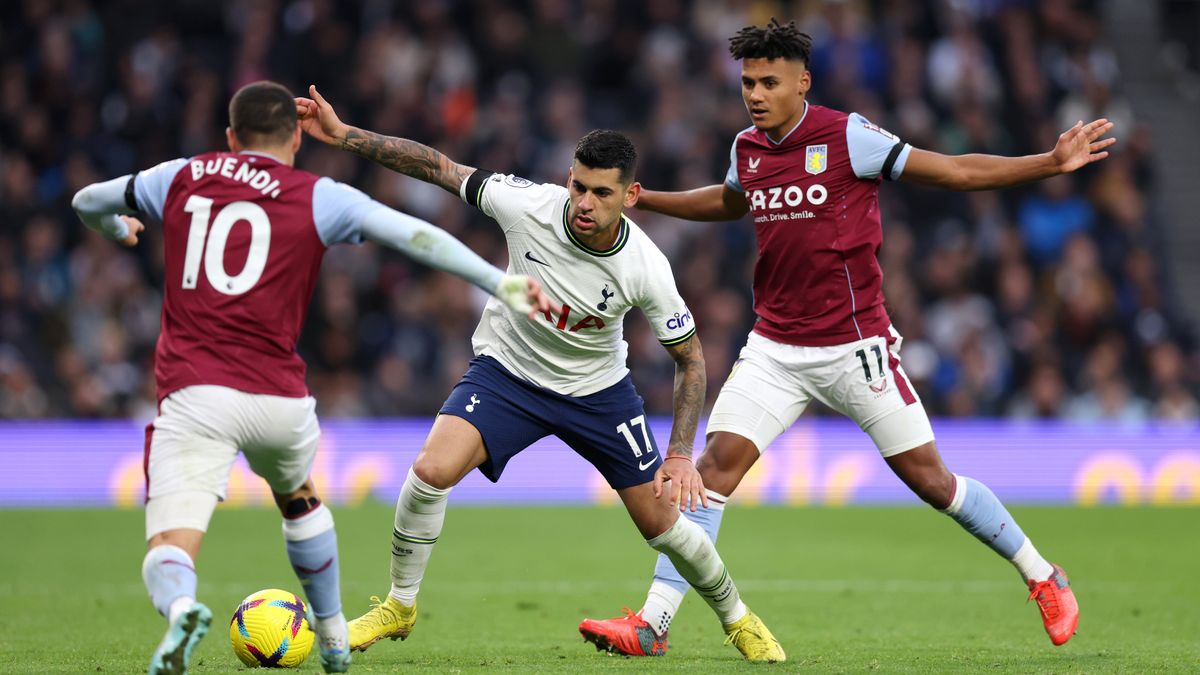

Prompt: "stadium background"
[2,2,1199,673]
[1,0,1198,508]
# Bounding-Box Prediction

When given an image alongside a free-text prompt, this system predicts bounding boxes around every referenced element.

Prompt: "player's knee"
[696,459,742,496]
[411,454,458,490]
[911,470,955,509]
[696,437,758,495]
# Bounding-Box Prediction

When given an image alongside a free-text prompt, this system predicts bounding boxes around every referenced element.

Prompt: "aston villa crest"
[805,145,827,175]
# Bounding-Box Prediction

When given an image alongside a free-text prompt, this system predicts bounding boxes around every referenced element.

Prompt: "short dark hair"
[574,130,638,184]
[229,81,297,146]
[729,17,813,65]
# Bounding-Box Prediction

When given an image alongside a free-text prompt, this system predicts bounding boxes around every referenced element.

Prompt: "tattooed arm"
[663,333,706,460]
[339,128,473,195]
[652,333,709,512]
[295,85,474,195]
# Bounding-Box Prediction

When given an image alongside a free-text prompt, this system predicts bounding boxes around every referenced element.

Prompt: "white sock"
[314,612,348,652]
[142,544,197,623]
[389,467,450,605]
[1010,537,1055,583]
[646,517,747,626]
[167,597,195,625]
[641,582,684,637]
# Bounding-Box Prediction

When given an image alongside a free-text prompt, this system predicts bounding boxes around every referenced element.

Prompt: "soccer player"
[580,19,1113,654]
[71,81,548,675]
[295,87,785,663]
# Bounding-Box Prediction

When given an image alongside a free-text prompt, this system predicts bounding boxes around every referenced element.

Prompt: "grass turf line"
[0,505,1196,673]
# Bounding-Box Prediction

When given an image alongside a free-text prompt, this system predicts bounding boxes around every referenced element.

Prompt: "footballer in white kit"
[446,168,696,485]
[296,87,787,662]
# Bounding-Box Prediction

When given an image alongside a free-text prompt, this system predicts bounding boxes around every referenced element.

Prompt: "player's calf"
[282,500,343,617]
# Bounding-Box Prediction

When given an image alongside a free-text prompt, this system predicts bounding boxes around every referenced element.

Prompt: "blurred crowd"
[1,0,1197,423]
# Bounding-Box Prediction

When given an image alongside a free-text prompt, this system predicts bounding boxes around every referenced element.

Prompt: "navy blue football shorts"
[438,355,662,489]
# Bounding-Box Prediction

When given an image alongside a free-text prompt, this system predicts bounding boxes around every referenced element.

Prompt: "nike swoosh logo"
[524,251,550,266]
[638,455,659,471]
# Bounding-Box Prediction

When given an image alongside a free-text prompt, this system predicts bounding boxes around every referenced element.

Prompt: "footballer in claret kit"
[581,18,1114,657]
[72,80,547,675]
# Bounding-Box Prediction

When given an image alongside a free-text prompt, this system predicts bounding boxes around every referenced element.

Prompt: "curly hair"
[728,17,813,64]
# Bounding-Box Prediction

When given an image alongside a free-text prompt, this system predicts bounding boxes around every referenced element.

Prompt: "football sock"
[646,515,747,626]
[282,502,342,619]
[314,612,349,649]
[389,467,450,605]
[642,489,727,635]
[641,584,684,638]
[142,544,197,623]
[941,474,1052,581]
[1011,537,1056,583]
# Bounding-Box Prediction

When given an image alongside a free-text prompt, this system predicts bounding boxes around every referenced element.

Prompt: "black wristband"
[124,174,139,211]
[463,169,496,209]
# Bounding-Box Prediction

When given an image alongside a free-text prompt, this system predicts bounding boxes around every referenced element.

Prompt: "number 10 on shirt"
[182,195,272,295]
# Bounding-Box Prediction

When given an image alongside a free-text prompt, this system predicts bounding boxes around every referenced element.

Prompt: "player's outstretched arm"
[360,207,551,319]
[652,334,709,512]
[636,183,749,222]
[900,118,1116,191]
[296,85,474,196]
[71,176,144,247]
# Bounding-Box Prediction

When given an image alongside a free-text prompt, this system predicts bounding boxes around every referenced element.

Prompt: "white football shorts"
[144,384,320,538]
[707,328,934,457]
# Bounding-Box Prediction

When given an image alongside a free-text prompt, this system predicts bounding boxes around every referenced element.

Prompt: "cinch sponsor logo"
[748,183,828,211]
[666,311,692,331]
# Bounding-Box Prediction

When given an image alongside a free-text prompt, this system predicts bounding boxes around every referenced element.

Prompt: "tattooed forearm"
[339,127,474,195]
[665,335,706,458]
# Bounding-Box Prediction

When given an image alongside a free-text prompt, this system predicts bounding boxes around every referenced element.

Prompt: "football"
[228,589,314,668]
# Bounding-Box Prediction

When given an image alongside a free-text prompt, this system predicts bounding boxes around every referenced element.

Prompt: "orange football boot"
[579,608,667,656]
[1027,564,1079,646]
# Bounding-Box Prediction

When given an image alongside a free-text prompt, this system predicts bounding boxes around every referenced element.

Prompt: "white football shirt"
[461,172,695,396]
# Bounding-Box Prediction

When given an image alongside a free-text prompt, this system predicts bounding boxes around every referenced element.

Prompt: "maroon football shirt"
[726,103,911,347]
[151,152,325,400]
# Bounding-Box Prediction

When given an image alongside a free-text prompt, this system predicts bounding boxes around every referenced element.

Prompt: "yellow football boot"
[347,596,417,652]
[723,610,786,663]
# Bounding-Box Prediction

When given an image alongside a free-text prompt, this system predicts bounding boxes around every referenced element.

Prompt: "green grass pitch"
[1,505,1197,673]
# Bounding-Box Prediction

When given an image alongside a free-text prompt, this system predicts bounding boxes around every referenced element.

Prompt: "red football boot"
[1027,564,1079,646]
[579,608,667,656]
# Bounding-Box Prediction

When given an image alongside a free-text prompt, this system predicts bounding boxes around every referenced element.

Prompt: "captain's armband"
[461,169,497,209]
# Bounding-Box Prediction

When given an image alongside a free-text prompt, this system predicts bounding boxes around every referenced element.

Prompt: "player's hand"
[119,216,144,247]
[496,274,552,320]
[1051,118,1115,174]
[295,85,349,146]
[653,455,709,512]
